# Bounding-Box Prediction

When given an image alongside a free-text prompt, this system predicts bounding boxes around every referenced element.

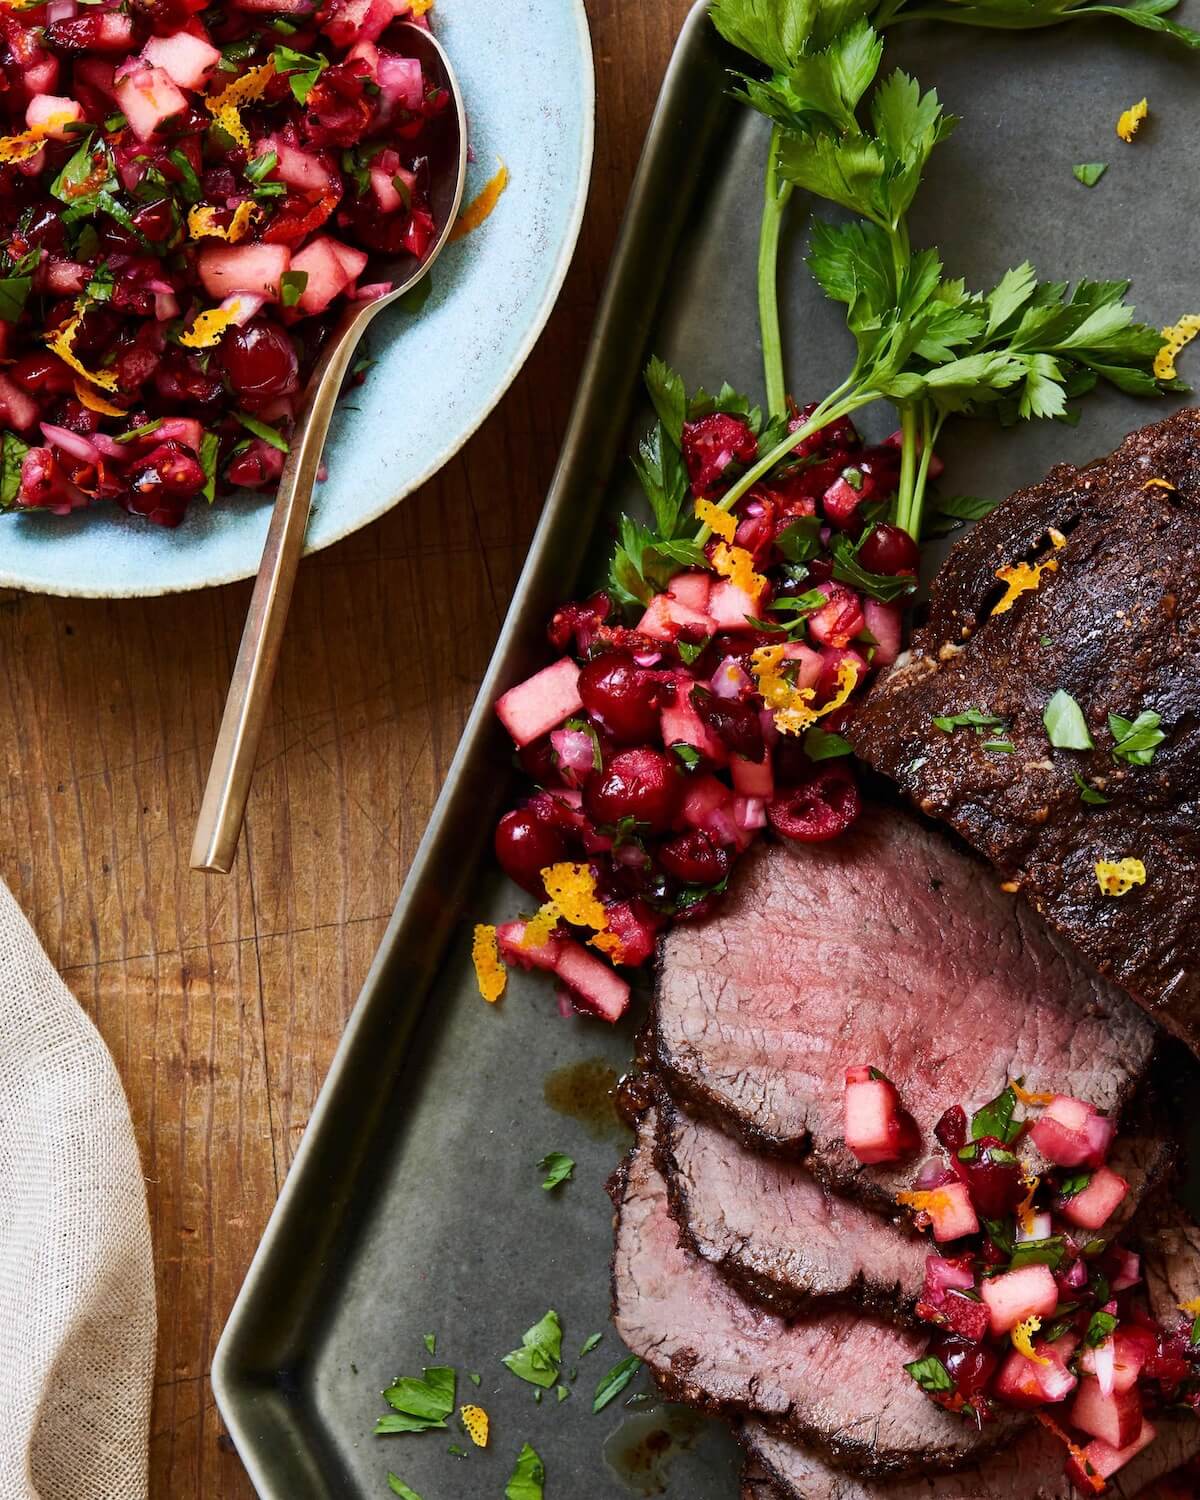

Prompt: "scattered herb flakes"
[676,639,708,666]
[1073,162,1109,187]
[1084,1308,1119,1348]
[502,1310,562,1389]
[1044,689,1094,751]
[803,727,853,761]
[468,1372,482,1387]
[533,1389,543,1404]
[982,739,1015,754]
[114,417,165,444]
[1190,1314,1200,1348]
[234,410,289,453]
[538,1151,575,1191]
[1039,635,1053,648]
[903,1354,954,1394]
[1073,769,1110,805]
[376,1366,456,1435]
[505,1442,545,1500]
[447,1443,467,1458]
[0,273,31,322]
[1009,1236,1068,1272]
[592,1354,642,1413]
[422,1333,436,1356]
[556,1384,570,1403]
[933,709,1005,734]
[971,1085,1021,1146]
[199,430,220,504]
[1109,709,1166,765]
[279,269,308,308]
[670,741,702,769]
[386,1476,422,1500]
[1058,1170,1093,1201]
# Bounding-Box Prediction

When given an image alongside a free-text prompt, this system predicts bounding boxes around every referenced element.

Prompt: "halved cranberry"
[681,412,757,495]
[602,899,662,967]
[929,1332,998,1399]
[858,523,919,576]
[226,437,286,489]
[8,351,75,397]
[547,592,612,653]
[578,652,669,745]
[584,747,682,834]
[494,808,569,895]
[767,764,861,842]
[953,1136,1025,1219]
[219,320,300,401]
[689,685,764,762]
[935,1105,968,1153]
[131,439,204,498]
[657,829,731,886]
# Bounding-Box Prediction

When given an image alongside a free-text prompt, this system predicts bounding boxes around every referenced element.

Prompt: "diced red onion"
[925,1254,975,1297]
[220,291,264,326]
[350,281,394,300]
[1094,1336,1116,1396]
[90,433,124,460]
[745,499,764,517]
[550,727,595,783]
[711,656,752,699]
[40,422,99,466]
[734,795,766,831]
[916,1155,956,1190]
[633,651,661,667]
[703,804,741,848]
[1060,1257,1087,1290]
[154,291,180,321]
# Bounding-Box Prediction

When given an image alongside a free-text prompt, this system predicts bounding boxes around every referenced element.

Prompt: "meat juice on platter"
[462,0,1200,1495]
[0,0,453,526]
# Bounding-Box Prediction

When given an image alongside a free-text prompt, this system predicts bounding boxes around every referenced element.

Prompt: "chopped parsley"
[1009,1236,1068,1271]
[501,1310,562,1390]
[1043,689,1093,750]
[1073,769,1110,805]
[1109,708,1166,765]
[971,1085,1021,1145]
[579,1332,603,1357]
[1057,1169,1092,1200]
[933,709,1006,734]
[903,1354,954,1393]
[982,738,1015,754]
[0,432,30,508]
[538,1151,575,1191]
[375,1366,455,1435]
[1073,163,1109,187]
[422,1333,436,1355]
[803,727,853,760]
[1084,1308,1119,1347]
[234,411,290,453]
[280,269,309,309]
[387,1478,422,1500]
[505,1443,545,1500]
[592,1354,642,1412]
[272,43,328,104]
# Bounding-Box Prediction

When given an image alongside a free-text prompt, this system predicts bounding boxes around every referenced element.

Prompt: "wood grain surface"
[0,2,693,1493]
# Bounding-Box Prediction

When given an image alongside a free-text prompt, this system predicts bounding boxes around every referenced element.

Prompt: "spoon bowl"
[191,22,468,876]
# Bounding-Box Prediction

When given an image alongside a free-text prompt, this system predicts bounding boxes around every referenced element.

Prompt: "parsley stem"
[895,402,920,539]
[693,385,876,545]
[757,127,793,418]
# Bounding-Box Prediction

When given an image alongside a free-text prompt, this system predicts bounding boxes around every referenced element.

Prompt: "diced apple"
[1081,1329,1151,1395]
[0,373,39,433]
[844,1074,912,1167]
[141,32,220,89]
[553,940,630,1023]
[255,133,336,195]
[637,592,714,642]
[1061,1165,1129,1230]
[496,919,560,971]
[980,1264,1058,1336]
[994,1338,1078,1408]
[1030,1094,1114,1168]
[24,93,83,139]
[661,693,727,767]
[732,750,773,799]
[863,598,903,667]
[924,1181,978,1242]
[114,64,188,143]
[1071,1377,1144,1449]
[1016,1210,1054,1243]
[1109,1248,1142,1292]
[370,164,404,213]
[667,571,712,613]
[494,657,582,749]
[1065,1421,1157,1491]
[707,578,763,630]
[781,641,823,690]
[287,236,364,314]
[198,242,291,303]
[377,50,424,110]
[680,773,734,833]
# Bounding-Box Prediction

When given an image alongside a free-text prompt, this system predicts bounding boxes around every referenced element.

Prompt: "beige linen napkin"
[0,879,156,1500]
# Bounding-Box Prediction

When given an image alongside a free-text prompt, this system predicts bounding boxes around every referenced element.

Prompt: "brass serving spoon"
[191,22,467,874]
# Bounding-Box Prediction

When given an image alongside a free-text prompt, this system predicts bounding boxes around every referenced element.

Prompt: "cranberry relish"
[0,0,445,525]
[855,1074,1200,1494]
[488,398,921,1021]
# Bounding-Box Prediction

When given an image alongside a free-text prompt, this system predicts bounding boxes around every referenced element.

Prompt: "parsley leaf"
[386,1477,422,1500]
[505,1443,545,1500]
[1073,162,1108,187]
[422,1333,436,1355]
[803,727,853,760]
[245,149,279,184]
[643,355,687,446]
[1009,1236,1068,1271]
[971,1085,1020,1145]
[280,269,308,308]
[538,1151,575,1191]
[933,708,1005,733]
[593,1355,642,1412]
[1073,769,1109,805]
[376,1367,456,1434]
[1084,1308,1119,1348]
[903,1353,954,1393]
[0,275,30,323]
[1109,708,1165,765]
[1044,689,1093,750]
[234,411,290,453]
[1057,1169,1092,1201]
[199,430,220,504]
[502,1311,562,1390]
[0,432,30,508]
[830,532,918,601]
[579,1333,603,1357]
[272,43,328,104]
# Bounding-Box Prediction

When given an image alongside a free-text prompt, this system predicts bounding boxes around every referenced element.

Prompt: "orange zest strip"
[449,159,508,242]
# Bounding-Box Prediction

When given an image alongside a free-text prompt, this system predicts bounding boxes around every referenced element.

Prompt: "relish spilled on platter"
[480,381,925,1022]
[0,0,449,524]
[871,1076,1199,1493]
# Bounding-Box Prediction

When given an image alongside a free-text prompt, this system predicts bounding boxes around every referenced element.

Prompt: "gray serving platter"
[213,5,1200,1497]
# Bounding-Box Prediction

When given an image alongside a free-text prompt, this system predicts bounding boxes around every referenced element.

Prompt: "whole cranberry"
[935,1106,968,1153]
[219,320,300,401]
[767,764,861,842]
[578,652,667,744]
[689,686,764,762]
[954,1137,1025,1219]
[8,351,75,397]
[494,808,568,895]
[929,1333,997,1399]
[584,747,683,834]
[657,829,731,886]
[131,197,175,242]
[858,523,920,576]
[602,899,662,967]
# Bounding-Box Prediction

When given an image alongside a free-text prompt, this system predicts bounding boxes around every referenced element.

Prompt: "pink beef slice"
[655,1082,1170,1324]
[848,409,1200,1054]
[609,1111,1017,1478]
[650,805,1156,1213]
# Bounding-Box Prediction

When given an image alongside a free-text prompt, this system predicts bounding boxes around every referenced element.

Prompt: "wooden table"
[0,2,693,1494]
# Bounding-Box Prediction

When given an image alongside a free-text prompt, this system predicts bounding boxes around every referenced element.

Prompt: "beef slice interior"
[657,1081,1172,1323]
[610,1109,1015,1477]
[741,1412,1200,1500]
[849,408,1200,1052]
[651,805,1156,1210]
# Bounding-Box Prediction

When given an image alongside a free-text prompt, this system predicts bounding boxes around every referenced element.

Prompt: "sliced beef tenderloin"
[742,1413,1200,1500]
[610,1110,1015,1477]
[848,408,1200,1053]
[741,1461,784,1500]
[657,1079,1170,1324]
[657,1092,928,1321]
[651,806,1155,1211]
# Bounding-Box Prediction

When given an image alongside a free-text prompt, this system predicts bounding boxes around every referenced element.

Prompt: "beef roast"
[741,1413,1200,1500]
[610,1110,1014,1476]
[651,806,1155,1210]
[657,1082,1171,1323]
[849,409,1200,1053]
[657,1092,928,1321]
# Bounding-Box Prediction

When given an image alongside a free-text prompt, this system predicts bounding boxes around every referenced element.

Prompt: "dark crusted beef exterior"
[610,1109,1014,1477]
[657,1082,1170,1323]
[651,807,1155,1211]
[850,409,1200,1052]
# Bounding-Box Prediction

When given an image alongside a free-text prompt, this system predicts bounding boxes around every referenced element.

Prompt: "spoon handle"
[190,305,373,874]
